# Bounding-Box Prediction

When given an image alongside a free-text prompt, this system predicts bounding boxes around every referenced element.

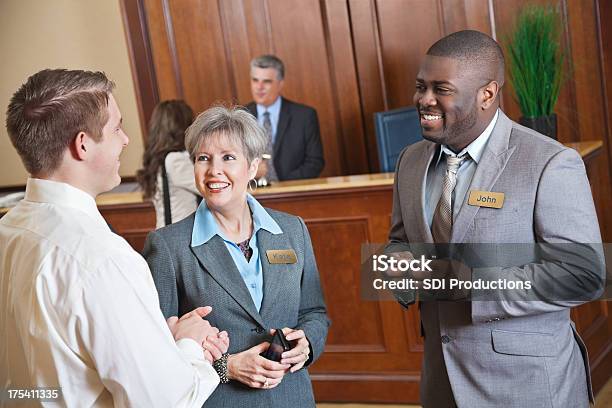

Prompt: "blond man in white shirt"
[1,69,228,407]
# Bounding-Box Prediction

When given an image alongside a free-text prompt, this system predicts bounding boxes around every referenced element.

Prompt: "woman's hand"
[278,328,311,372]
[227,342,290,389]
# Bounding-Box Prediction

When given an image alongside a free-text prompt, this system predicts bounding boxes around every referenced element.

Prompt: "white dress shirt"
[153,151,200,229]
[0,178,218,407]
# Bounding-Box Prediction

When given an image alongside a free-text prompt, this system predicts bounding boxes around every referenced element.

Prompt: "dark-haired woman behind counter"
[137,100,200,229]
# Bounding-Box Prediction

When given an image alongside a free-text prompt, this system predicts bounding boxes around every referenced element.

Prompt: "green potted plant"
[506,4,564,139]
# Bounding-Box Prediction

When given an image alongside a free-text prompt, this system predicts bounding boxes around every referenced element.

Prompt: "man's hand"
[203,331,229,362]
[384,251,415,278]
[166,306,224,362]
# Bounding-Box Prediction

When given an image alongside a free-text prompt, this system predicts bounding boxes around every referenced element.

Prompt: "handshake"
[166,306,229,363]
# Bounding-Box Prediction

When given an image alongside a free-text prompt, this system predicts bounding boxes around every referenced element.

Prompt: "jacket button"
[441,335,452,344]
[256,327,265,334]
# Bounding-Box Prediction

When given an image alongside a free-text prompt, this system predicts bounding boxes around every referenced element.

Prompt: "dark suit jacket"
[246,98,324,180]
[143,207,330,407]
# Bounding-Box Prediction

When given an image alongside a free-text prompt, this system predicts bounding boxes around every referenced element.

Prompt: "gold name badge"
[266,249,298,264]
[468,191,505,209]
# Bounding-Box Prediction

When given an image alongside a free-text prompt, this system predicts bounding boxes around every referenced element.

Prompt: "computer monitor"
[374,106,423,172]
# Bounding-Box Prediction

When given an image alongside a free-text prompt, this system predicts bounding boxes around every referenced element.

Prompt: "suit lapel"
[274,98,291,155]
[247,102,257,118]
[257,229,290,319]
[190,236,265,327]
[451,111,516,243]
[417,142,438,244]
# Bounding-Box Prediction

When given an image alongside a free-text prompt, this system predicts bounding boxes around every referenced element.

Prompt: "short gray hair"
[185,105,267,163]
[250,54,285,80]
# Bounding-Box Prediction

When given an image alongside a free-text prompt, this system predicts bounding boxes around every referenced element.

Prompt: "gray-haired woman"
[143,105,330,407]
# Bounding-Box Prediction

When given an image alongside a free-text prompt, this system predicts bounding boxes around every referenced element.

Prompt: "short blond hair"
[6,69,115,175]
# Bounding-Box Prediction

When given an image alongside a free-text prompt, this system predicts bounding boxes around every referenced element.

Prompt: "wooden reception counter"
[0,141,609,403]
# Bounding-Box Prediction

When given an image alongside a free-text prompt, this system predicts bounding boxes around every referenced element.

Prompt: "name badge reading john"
[468,191,505,209]
[266,249,298,264]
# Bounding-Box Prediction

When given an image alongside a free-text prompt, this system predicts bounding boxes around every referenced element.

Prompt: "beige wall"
[0,0,143,187]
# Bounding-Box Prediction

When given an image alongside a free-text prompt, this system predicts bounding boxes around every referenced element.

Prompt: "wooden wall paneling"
[142,0,181,102]
[375,0,444,110]
[599,0,612,196]
[218,0,265,104]
[240,0,273,56]
[565,0,612,242]
[348,0,386,172]
[597,17,612,389]
[263,0,343,177]
[167,0,234,113]
[442,0,493,34]
[556,0,612,393]
[570,1,612,393]
[235,0,276,103]
[321,0,369,175]
[120,0,159,136]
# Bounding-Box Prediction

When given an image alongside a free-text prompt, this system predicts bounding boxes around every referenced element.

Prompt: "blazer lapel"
[274,98,291,155]
[190,236,265,327]
[451,111,516,243]
[417,142,438,244]
[257,229,291,319]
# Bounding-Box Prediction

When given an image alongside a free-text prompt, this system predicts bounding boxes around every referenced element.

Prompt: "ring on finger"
[263,377,269,388]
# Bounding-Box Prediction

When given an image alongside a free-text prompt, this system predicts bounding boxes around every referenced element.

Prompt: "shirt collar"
[191,194,282,247]
[256,96,282,118]
[436,109,499,165]
[24,178,108,227]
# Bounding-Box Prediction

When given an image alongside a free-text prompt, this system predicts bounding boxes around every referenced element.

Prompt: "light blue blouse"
[191,194,282,311]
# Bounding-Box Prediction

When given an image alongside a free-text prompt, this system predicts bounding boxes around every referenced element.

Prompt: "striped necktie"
[431,153,467,243]
[262,111,278,182]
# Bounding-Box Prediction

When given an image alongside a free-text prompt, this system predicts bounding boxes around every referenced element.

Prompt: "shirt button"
[256,327,265,334]
[250,283,256,288]
[441,335,452,344]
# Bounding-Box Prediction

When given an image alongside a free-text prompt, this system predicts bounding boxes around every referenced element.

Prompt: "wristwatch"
[213,353,230,383]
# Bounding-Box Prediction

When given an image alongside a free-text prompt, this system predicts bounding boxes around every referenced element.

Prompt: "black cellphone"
[261,329,292,362]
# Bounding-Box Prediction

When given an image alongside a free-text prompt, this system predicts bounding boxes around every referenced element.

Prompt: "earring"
[248,178,258,193]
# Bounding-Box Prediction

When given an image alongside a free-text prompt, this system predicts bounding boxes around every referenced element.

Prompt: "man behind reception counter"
[0,69,227,406]
[385,31,604,407]
[246,54,325,182]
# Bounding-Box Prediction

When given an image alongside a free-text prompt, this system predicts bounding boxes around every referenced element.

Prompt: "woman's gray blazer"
[143,208,330,407]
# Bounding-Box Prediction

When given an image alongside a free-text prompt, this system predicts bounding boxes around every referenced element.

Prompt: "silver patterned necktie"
[262,111,278,182]
[431,153,467,243]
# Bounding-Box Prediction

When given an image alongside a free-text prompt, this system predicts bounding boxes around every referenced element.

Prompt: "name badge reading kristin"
[468,190,505,209]
[266,249,298,264]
